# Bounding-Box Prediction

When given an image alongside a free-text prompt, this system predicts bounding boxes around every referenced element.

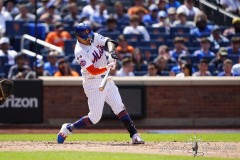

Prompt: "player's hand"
[110,51,118,60]
[106,62,116,70]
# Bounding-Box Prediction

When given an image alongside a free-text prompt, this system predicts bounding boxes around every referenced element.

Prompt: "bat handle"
[99,68,111,91]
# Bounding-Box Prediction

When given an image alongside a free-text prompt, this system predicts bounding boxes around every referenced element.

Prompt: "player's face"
[77,37,91,45]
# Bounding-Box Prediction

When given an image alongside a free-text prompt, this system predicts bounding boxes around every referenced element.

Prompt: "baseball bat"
[99,68,111,91]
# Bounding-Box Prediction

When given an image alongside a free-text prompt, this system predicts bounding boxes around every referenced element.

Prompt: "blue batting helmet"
[74,23,94,40]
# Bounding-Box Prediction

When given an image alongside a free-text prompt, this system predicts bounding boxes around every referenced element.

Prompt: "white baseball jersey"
[74,33,124,124]
[75,33,108,79]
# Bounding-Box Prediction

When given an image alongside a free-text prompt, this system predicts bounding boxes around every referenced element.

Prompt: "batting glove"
[110,51,118,60]
[106,62,116,70]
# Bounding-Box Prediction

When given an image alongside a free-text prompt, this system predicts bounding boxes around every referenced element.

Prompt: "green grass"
[0,133,239,142]
[0,151,238,160]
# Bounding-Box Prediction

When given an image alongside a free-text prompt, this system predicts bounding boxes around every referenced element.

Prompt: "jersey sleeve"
[94,33,109,46]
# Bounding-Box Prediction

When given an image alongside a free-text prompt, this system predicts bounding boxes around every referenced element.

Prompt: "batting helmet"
[74,23,94,40]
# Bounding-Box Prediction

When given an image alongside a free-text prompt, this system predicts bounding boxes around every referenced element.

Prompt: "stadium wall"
[41,77,240,128]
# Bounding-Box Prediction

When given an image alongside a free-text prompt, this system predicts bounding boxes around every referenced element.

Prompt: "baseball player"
[57,23,144,144]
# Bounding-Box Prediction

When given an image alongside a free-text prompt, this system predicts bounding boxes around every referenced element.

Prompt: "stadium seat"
[140,40,163,49]
[190,55,199,64]
[67,55,76,63]
[170,27,190,35]
[219,42,230,47]
[23,23,48,40]
[161,70,170,76]
[124,34,143,42]
[139,47,158,56]
[146,27,166,34]
[100,33,119,40]
[208,65,216,75]
[202,56,215,63]
[228,54,239,64]
[0,56,8,77]
[64,39,76,55]
[150,34,168,43]
[5,21,25,37]
[139,47,158,62]
[134,71,147,76]
[70,64,82,75]
[128,41,140,47]
[134,64,148,71]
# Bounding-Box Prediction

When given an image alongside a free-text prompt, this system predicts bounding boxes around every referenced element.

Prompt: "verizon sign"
[0,95,39,108]
[0,80,43,123]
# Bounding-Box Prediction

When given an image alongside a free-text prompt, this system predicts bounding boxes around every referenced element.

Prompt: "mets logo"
[80,59,86,67]
[92,45,104,63]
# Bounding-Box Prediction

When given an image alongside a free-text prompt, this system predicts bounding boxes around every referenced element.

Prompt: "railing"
[198,0,239,26]
[20,34,64,59]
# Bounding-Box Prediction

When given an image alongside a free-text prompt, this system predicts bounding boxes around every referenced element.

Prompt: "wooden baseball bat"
[99,68,111,91]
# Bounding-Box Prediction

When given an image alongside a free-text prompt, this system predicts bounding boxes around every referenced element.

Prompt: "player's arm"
[76,54,112,75]
[106,39,118,60]
[86,65,107,75]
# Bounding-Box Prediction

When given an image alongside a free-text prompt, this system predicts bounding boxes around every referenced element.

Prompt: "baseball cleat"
[131,133,145,144]
[57,123,72,144]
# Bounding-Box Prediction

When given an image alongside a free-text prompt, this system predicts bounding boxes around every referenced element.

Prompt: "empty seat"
[228,54,239,64]
[146,27,166,34]
[100,33,119,40]
[64,39,76,55]
[70,64,82,75]
[150,33,168,42]
[219,41,230,47]
[23,23,48,40]
[170,27,190,35]
[124,34,143,42]
[5,21,25,37]
[140,40,163,49]
[134,71,147,76]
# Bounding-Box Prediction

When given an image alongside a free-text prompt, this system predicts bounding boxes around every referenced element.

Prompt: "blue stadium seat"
[5,21,25,37]
[219,41,230,47]
[67,55,76,63]
[2,64,11,78]
[23,23,48,40]
[139,47,158,56]
[0,56,8,77]
[134,64,148,71]
[140,40,163,49]
[139,47,158,62]
[208,65,216,75]
[171,34,196,43]
[228,54,239,64]
[190,55,199,64]
[227,33,240,40]
[134,71,147,76]
[64,39,76,55]
[70,64,81,75]
[202,56,215,63]
[12,36,22,52]
[128,41,140,47]
[100,33,119,40]
[161,70,170,76]
[146,27,166,34]
[150,33,168,43]
[170,27,190,35]
[190,41,201,48]
[124,34,143,42]
[188,47,199,55]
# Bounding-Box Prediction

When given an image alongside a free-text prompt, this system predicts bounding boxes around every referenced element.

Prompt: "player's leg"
[57,80,106,143]
[105,81,144,144]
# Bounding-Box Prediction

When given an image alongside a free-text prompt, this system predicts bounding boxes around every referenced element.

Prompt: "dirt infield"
[0,141,239,159]
[0,129,239,159]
